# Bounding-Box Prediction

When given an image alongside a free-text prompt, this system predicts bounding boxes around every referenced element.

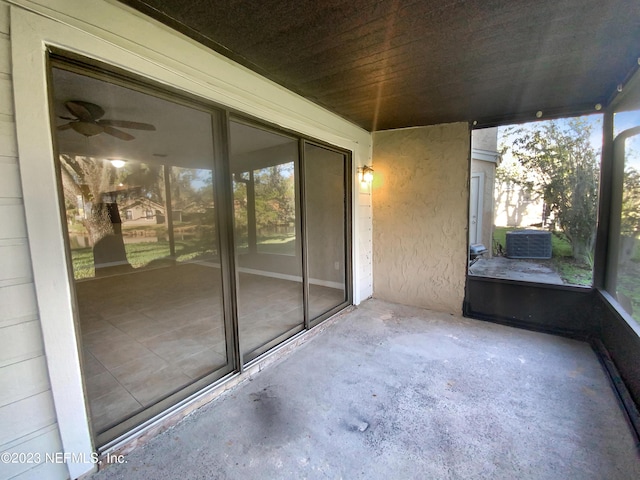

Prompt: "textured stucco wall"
[372,123,470,314]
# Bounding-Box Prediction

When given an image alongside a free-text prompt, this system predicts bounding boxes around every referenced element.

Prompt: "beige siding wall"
[471,126,498,151]
[470,159,496,253]
[0,3,66,479]
[372,123,470,314]
[470,128,499,255]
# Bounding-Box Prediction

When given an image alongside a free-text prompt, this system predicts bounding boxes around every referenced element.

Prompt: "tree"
[59,154,119,246]
[60,155,165,245]
[621,165,640,236]
[60,155,168,275]
[503,117,600,259]
[253,163,295,232]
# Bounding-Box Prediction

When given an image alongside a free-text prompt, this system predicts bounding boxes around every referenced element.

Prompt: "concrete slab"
[469,256,564,284]
[92,299,640,479]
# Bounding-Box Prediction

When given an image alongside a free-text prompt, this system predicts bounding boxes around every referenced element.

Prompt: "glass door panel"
[50,65,230,443]
[229,121,304,360]
[608,92,640,323]
[303,143,349,319]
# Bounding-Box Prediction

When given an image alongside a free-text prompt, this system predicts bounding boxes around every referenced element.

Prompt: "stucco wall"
[372,123,470,314]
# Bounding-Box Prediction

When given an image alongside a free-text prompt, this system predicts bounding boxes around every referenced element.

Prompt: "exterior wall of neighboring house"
[470,128,500,256]
[484,128,544,232]
[4,1,373,478]
[0,4,68,480]
[494,178,545,228]
[120,199,166,226]
[371,123,470,315]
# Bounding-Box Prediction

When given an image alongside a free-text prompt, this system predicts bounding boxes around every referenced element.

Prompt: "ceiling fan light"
[109,159,126,168]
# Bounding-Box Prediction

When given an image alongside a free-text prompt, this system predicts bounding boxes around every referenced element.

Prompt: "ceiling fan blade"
[103,125,135,141]
[99,119,156,131]
[57,123,74,131]
[66,101,105,121]
[71,121,104,137]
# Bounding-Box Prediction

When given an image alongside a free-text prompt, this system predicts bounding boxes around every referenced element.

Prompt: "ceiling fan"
[57,100,156,141]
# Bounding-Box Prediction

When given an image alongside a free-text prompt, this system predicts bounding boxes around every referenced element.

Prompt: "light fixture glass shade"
[358,165,374,184]
[110,159,126,168]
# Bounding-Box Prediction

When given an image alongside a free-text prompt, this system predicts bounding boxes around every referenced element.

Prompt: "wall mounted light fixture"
[357,165,374,185]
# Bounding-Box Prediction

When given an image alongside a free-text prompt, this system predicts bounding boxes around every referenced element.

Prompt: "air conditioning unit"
[505,230,552,259]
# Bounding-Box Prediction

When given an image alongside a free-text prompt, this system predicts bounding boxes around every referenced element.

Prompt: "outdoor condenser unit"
[505,230,552,259]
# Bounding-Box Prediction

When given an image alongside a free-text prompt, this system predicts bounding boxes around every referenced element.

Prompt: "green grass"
[71,238,216,280]
[72,233,296,279]
[552,257,593,286]
[617,263,640,324]
[235,234,296,256]
[257,234,296,255]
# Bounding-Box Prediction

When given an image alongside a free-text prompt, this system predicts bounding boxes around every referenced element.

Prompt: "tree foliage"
[621,163,640,236]
[502,118,600,259]
[253,164,295,231]
[60,155,165,246]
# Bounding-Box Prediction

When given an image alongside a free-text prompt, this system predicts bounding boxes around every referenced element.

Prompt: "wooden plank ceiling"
[118,0,640,131]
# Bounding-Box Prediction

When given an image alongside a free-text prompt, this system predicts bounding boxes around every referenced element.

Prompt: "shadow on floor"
[92,299,640,480]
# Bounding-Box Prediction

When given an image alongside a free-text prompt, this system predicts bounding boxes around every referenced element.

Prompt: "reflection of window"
[254,164,296,255]
[51,61,227,448]
[230,121,299,258]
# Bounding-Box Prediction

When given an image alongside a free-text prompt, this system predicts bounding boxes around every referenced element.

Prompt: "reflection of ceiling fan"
[57,100,156,141]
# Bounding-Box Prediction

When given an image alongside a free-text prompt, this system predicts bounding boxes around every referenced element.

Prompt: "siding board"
[0,321,44,368]
[0,121,17,157]
[9,460,69,480]
[0,391,56,447]
[0,426,65,479]
[0,241,32,283]
[0,76,13,115]
[0,35,9,73]
[0,203,27,238]
[0,160,21,197]
[0,356,49,407]
[0,3,7,35]
[0,282,38,327]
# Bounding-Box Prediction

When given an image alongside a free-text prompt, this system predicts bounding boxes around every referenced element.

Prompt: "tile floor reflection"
[77,262,226,433]
[77,262,345,434]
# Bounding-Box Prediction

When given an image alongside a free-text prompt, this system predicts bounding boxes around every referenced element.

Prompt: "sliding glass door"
[304,143,350,321]
[50,63,234,445]
[229,120,304,360]
[48,57,352,447]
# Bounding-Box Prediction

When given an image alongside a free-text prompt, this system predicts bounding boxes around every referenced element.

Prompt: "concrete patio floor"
[469,256,564,284]
[92,299,640,480]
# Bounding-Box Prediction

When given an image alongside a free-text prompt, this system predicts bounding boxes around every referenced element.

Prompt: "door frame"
[470,171,484,245]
